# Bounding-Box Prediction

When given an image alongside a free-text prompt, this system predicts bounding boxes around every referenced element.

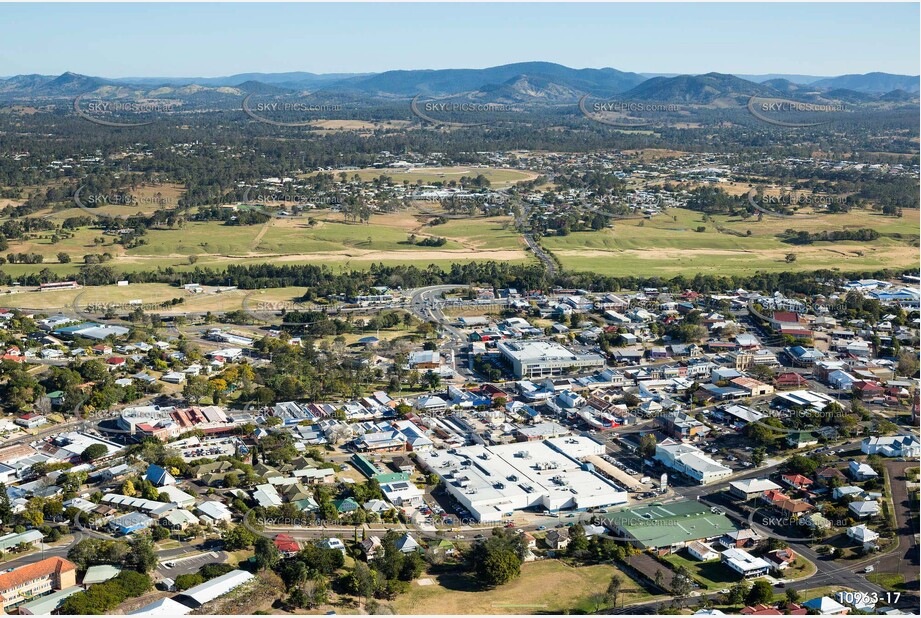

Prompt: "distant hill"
[0,65,917,108]
[811,72,920,94]
[621,72,779,104]
[322,62,647,98]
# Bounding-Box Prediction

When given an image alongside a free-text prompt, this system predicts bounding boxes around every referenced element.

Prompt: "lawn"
[391,560,654,615]
[866,572,906,591]
[662,551,740,590]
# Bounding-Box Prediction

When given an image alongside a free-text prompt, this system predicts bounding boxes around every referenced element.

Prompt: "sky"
[1,3,918,78]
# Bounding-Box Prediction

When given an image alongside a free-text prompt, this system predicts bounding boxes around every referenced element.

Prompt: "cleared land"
[1,208,531,277]
[391,560,653,615]
[543,207,920,277]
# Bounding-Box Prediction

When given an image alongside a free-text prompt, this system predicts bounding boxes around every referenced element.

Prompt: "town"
[0,268,916,615]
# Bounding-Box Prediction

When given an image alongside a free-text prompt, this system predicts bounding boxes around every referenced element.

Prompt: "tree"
[671,565,693,603]
[125,537,157,573]
[728,581,750,605]
[478,548,520,587]
[0,483,13,526]
[897,350,919,377]
[785,253,797,263]
[746,579,774,606]
[605,574,623,608]
[785,588,801,604]
[567,524,589,556]
[57,252,71,264]
[253,537,280,571]
[638,434,657,459]
[81,443,108,462]
[183,375,210,403]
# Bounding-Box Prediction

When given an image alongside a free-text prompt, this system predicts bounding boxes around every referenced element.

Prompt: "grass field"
[391,560,654,615]
[0,283,313,314]
[543,207,920,277]
[662,552,739,590]
[1,208,532,277]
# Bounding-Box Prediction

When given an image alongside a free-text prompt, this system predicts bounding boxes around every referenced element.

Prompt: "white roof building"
[129,597,192,615]
[196,500,233,522]
[416,436,626,522]
[720,547,771,577]
[177,569,254,607]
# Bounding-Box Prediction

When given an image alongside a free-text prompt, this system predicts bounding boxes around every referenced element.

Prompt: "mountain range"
[0,63,917,107]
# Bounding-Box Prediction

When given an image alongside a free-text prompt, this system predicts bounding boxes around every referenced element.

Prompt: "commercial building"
[655,439,732,484]
[602,500,738,553]
[416,436,627,522]
[729,478,782,501]
[0,557,77,612]
[497,340,605,379]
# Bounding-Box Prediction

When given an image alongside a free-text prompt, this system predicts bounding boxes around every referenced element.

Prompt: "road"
[523,232,557,276]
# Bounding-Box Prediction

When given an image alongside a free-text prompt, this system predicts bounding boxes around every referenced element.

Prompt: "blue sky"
[1,3,918,77]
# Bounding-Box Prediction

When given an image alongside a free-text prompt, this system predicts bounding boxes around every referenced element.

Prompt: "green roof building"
[601,500,738,552]
[351,454,381,478]
[373,472,410,484]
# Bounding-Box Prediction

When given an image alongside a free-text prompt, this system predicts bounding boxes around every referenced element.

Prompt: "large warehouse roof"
[603,500,738,548]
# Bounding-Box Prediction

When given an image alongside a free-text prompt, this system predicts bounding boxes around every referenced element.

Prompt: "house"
[274,534,300,556]
[833,486,865,500]
[687,541,719,561]
[360,536,383,559]
[802,596,849,615]
[764,547,796,572]
[720,547,771,578]
[861,436,921,458]
[15,413,47,429]
[740,604,782,615]
[390,455,415,474]
[718,529,762,549]
[321,537,347,554]
[802,512,831,531]
[780,474,814,491]
[145,464,176,487]
[333,497,360,514]
[786,432,819,449]
[545,528,570,550]
[161,509,200,530]
[846,524,880,549]
[196,501,233,523]
[848,500,881,519]
[816,466,847,485]
[848,460,878,481]
[394,533,420,554]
